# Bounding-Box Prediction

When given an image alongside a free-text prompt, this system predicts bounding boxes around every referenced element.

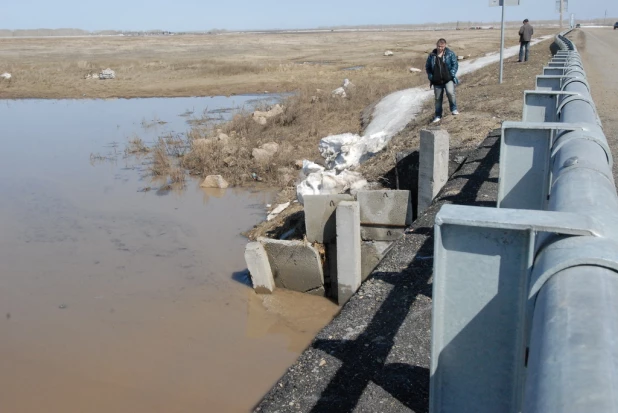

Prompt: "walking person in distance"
[518,19,534,62]
[425,38,459,124]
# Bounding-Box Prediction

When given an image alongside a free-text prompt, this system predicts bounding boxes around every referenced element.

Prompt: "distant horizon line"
[1,16,616,34]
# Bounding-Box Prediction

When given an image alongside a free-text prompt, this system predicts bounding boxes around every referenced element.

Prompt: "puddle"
[342,65,365,71]
[0,97,338,413]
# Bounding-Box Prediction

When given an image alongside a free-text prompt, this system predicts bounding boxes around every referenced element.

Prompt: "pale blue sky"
[0,0,615,32]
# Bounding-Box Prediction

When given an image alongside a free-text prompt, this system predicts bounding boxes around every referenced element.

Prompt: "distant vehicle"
[575,23,581,28]
[614,22,618,30]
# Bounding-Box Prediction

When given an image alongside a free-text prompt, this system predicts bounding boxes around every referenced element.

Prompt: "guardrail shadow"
[306,135,501,412]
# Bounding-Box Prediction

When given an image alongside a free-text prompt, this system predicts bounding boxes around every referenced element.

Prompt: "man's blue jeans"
[519,41,530,62]
[434,81,457,117]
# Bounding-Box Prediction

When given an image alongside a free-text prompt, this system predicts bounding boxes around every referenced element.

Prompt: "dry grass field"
[0,28,556,99]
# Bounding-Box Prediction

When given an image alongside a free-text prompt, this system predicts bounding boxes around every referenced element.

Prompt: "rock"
[252,104,284,124]
[261,142,279,155]
[200,175,229,189]
[311,95,319,103]
[457,56,464,61]
[99,68,116,80]
[409,67,422,73]
[384,50,394,56]
[252,148,273,164]
[294,160,304,169]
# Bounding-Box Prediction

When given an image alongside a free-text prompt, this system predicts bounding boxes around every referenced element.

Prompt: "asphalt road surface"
[578,28,618,180]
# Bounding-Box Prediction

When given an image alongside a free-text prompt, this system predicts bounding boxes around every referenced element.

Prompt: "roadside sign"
[556,0,568,12]
[489,0,520,6]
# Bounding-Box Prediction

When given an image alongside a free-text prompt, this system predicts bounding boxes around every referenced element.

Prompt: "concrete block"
[304,194,354,243]
[360,227,405,242]
[357,190,412,241]
[259,237,324,295]
[245,242,275,294]
[336,201,362,305]
[418,129,450,215]
[361,241,393,281]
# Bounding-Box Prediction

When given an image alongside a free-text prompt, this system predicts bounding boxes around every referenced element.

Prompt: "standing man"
[518,19,534,62]
[425,38,459,123]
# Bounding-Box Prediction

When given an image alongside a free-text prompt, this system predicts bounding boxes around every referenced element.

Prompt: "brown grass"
[125,135,150,155]
[0,28,557,99]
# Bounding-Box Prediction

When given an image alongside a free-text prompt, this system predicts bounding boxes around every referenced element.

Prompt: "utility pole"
[605,10,608,26]
[560,0,564,28]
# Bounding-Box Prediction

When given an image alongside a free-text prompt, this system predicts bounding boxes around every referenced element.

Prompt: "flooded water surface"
[0,97,338,412]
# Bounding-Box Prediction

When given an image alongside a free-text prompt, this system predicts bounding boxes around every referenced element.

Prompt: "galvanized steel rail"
[430,31,618,412]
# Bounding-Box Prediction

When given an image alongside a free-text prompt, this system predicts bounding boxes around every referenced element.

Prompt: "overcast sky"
[0,0,615,32]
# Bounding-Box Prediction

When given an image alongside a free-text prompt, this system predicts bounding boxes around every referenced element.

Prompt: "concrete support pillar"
[244,242,275,294]
[336,201,362,305]
[418,129,450,215]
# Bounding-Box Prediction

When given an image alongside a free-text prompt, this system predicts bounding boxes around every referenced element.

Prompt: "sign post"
[490,0,521,84]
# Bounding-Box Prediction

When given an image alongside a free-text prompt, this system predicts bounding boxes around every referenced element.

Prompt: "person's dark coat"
[425,47,459,85]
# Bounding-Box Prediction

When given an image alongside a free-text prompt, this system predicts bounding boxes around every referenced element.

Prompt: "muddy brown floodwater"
[0,97,339,413]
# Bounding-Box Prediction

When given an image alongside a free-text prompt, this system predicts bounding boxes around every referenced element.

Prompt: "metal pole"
[560,0,564,28]
[499,3,505,84]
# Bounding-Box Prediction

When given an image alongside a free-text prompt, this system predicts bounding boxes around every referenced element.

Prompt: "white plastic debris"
[409,67,422,73]
[267,202,291,221]
[296,170,367,205]
[331,87,346,98]
[0,73,11,80]
[384,50,394,56]
[302,160,325,176]
[99,68,116,80]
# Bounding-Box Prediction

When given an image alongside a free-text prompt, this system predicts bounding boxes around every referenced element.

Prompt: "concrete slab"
[361,241,393,281]
[336,201,362,305]
[304,194,354,243]
[419,129,450,215]
[244,242,275,294]
[357,190,412,241]
[259,237,325,294]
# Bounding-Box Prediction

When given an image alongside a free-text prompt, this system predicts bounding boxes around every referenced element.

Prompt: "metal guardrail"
[429,31,618,412]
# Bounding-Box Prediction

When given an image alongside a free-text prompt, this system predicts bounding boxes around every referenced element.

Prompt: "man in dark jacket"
[518,19,534,62]
[425,38,459,123]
